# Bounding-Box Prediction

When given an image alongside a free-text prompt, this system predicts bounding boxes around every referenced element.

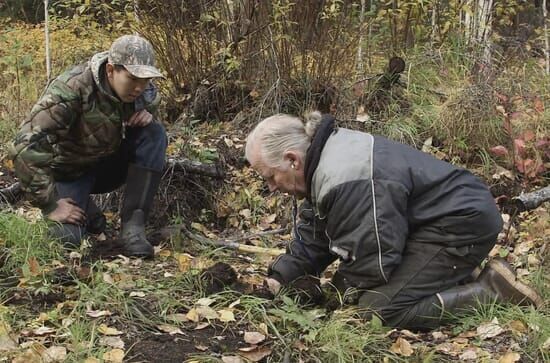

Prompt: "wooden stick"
[182,229,286,256]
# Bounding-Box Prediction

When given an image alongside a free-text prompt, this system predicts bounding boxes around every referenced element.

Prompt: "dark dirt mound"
[286,275,324,306]
[200,262,238,294]
[124,326,243,363]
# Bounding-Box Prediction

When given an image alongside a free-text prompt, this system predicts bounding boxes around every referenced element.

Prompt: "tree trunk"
[544,0,549,74]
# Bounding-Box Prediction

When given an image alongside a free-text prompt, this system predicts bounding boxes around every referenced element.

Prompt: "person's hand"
[47,198,86,225]
[264,277,282,295]
[126,109,153,128]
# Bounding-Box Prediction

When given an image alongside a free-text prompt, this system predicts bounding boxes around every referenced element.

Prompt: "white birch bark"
[544,0,549,74]
[44,0,51,83]
[356,0,367,77]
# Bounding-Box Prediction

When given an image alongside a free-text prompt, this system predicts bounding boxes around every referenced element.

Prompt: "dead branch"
[0,158,223,206]
[152,225,286,256]
[514,186,550,212]
[166,157,224,179]
[0,182,21,203]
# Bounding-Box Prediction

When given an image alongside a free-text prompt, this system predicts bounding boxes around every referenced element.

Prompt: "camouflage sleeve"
[8,78,81,213]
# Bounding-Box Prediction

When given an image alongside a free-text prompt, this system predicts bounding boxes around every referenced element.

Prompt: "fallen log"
[0,158,224,205]
[166,157,224,179]
[514,186,550,211]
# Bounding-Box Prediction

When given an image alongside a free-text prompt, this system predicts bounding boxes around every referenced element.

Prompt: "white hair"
[245,111,323,168]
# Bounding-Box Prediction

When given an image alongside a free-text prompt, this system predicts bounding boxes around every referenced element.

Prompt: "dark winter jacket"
[269,116,503,289]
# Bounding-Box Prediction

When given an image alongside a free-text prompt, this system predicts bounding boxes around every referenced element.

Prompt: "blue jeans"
[50,122,167,246]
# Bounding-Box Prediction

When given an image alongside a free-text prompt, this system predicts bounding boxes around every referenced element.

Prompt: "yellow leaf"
[390,337,413,357]
[3,159,13,171]
[186,308,200,322]
[499,352,521,363]
[83,359,100,363]
[103,348,125,363]
[175,253,194,272]
[509,320,527,334]
[218,309,235,323]
[98,324,123,336]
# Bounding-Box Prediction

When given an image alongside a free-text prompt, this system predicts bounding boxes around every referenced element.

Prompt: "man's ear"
[106,63,114,79]
[283,151,301,170]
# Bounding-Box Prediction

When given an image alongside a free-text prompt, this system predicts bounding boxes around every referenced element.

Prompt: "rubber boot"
[120,164,162,258]
[393,258,542,330]
[476,258,543,307]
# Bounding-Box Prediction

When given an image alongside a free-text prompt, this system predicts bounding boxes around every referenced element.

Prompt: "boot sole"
[488,258,543,308]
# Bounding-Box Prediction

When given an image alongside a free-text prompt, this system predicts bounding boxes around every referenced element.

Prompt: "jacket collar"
[304,114,336,201]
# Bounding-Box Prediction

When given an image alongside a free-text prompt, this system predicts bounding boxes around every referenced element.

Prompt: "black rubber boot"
[391,258,542,330]
[476,258,543,307]
[120,164,162,258]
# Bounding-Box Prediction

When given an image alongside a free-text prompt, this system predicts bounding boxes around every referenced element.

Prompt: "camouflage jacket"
[8,51,160,213]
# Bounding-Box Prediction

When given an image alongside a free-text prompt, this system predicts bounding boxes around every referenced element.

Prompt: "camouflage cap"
[108,35,164,79]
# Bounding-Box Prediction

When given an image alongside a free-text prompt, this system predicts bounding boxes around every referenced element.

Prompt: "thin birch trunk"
[44,0,51,83]
[544,0,549,74]
[356,0,366,78]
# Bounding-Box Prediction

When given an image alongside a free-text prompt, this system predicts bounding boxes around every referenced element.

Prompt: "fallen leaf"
[175,253,194,272]
[0,322,18,351]
[103,348,125,363]
[390,337,413,356]
[431,331,448,341]
[129,291,146,298]
[218,309,235,323]
[509,320,527,334]
[195,344,209,351]
[196,297,215,306]
[103,273,114,285]
[239,346,272,362]
[477,318,503,340]
[499,352,521,363]
[459,348,477,361]
[239,345,258,352]
[98,324,123,336]
[86,309,112,318]
[157,324,185,335]
[83,359,100,363]
[99,336,125,349]
[12,349,42,363]
[33,326,55,336]
[42,346,67,363]
[195,322,210,330]
[166,313,189,323]
[244,331,266,345]
[196,306,219,320]
[186,308,200,322]
[222,356,244,363]
[258,323,268,336]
